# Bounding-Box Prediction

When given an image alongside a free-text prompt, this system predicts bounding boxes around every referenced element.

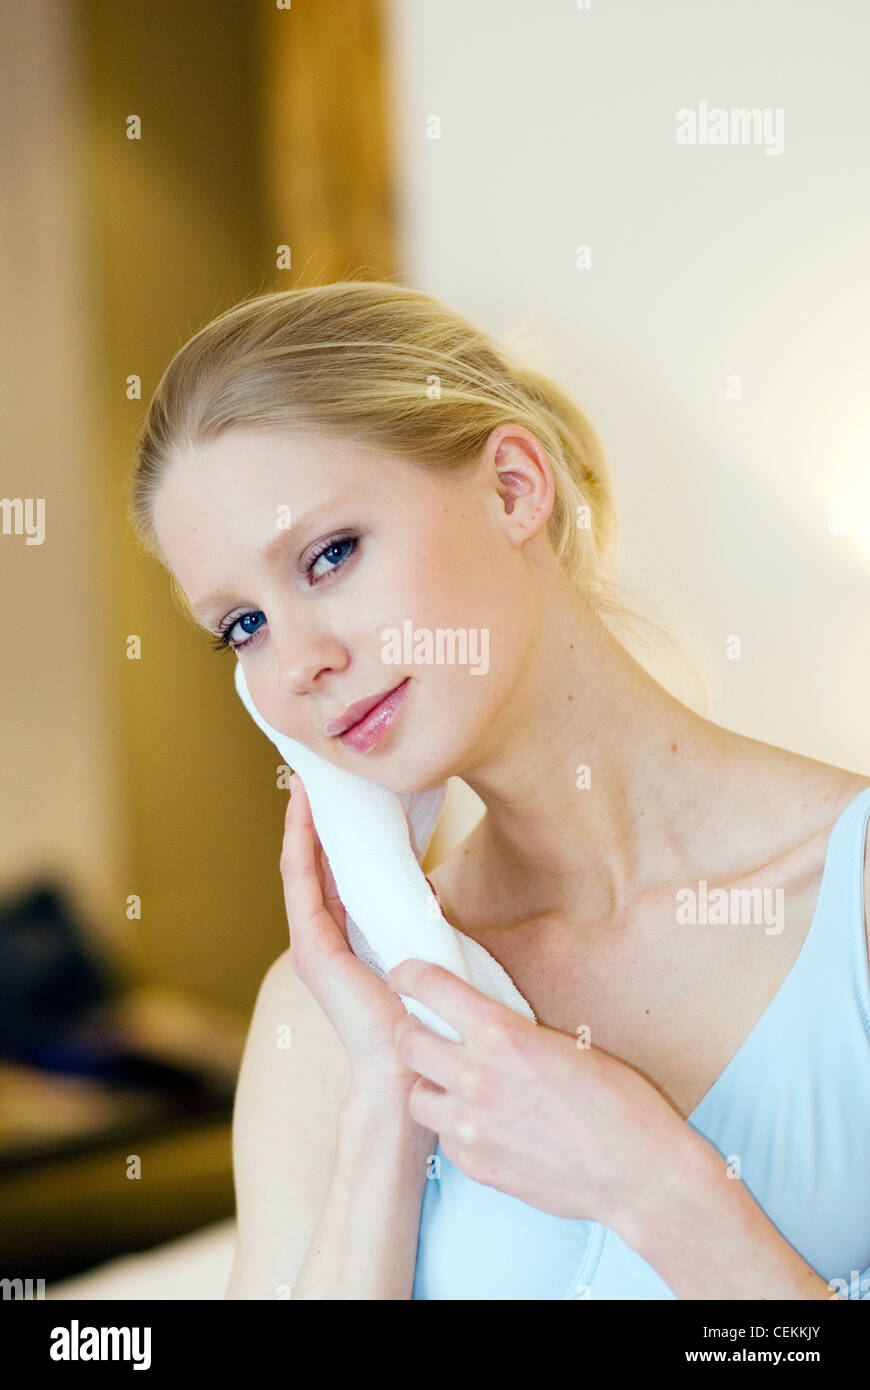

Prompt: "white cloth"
[234,662,534,1038]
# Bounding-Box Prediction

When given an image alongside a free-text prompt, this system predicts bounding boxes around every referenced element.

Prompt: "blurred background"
[1,0,868,1298]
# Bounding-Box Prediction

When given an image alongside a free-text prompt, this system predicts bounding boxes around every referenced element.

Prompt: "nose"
[269,614,349,698]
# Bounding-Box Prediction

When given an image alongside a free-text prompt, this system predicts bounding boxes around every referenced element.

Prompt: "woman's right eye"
[210,533,360,655]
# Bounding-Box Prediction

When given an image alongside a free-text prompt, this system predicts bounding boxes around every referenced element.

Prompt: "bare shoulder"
[225,949,351,1298]
[237,946,351,1123]
[784,761,870,956]
[802,765,870,842]
[255,947,352,1088]
[774,755,870,824]
[853,782,870,956]
[750,755,870,862]
[834,771,870,965]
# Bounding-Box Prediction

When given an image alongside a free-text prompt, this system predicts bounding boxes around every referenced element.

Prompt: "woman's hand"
[385,958,703,1239]
[279,774,436,1127]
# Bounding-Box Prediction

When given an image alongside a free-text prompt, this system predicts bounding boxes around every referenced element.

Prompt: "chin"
[368,743,460,795]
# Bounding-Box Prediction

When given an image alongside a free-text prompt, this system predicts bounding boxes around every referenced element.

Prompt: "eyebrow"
[189,498,347,622]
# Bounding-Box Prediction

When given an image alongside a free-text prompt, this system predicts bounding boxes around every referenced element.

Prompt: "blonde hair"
[129,276,708,708]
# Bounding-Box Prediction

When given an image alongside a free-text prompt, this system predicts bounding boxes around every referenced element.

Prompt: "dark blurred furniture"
[0,883,247,1283]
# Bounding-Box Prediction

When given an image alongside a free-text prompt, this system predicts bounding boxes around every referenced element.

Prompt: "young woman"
[130,279,870,1300]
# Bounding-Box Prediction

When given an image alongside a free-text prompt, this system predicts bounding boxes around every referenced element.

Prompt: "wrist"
[616,1125,836,1300]
[341,1078,437,1153]
[618,1123,718,1258]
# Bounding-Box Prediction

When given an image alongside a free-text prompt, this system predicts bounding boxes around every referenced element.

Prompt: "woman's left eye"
[212,610,266,653]
[306,534,358,582]
[210,533,359,654]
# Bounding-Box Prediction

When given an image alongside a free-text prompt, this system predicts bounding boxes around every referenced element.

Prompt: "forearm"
[623,1130,841,1300]
[291,1088,435,1300]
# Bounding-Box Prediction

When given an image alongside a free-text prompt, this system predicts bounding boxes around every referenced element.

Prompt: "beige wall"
[0,0,128,968]
[386,0,870,831]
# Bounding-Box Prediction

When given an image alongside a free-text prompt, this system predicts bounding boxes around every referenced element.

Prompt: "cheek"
[412,528,498,620]
[370,517,527,678]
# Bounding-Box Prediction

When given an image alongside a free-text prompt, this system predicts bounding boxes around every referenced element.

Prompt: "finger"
[316,832,336,896]
[386,960,516,1047]
[280,775,328,924]
[294,784,345,926]
[317,839,347,931]
[407,1075,455,1138]
[393,1015,464,1092]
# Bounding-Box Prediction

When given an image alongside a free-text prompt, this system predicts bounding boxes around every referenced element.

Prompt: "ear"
[484,423,555,537]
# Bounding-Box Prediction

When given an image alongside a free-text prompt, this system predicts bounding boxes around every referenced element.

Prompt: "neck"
[457,586,742,933]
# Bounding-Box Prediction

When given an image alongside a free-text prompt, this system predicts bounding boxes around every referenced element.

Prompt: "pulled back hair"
[129,277,707,708]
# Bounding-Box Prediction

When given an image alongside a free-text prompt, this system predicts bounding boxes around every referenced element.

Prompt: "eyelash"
[209,533,359,654]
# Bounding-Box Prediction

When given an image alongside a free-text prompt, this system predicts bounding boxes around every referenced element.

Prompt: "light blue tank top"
[412,785,870,1299]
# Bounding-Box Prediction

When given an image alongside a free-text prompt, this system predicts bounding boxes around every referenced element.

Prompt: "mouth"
[329,677,412,753]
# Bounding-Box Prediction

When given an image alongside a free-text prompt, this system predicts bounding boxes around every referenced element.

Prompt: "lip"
[330,677,411,753]
[325,679,409,736]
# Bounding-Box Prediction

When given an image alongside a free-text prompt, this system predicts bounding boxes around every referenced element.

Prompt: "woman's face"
[151,424,547,792]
